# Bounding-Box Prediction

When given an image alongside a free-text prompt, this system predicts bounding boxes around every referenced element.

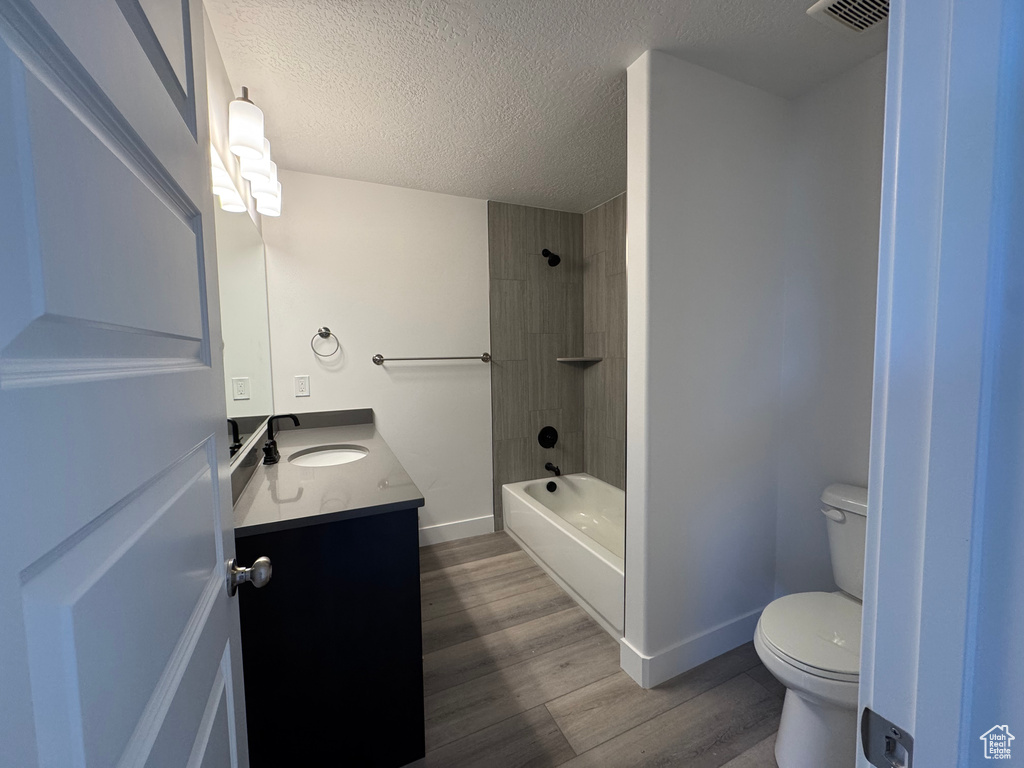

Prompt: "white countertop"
[233,423,424,538]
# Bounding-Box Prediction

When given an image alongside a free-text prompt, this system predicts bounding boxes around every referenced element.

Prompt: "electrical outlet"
[231,377,250,400]
[294,375,310,397]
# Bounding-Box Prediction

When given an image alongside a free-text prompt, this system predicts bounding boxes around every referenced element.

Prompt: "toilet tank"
[821,483,869,600]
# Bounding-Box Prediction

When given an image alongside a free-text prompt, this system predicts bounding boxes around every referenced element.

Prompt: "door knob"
[227,556,272,597]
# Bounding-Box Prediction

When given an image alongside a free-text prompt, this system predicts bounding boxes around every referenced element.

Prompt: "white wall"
[624,49,885,688]
[624,51,791,687]
[775,54,886,596]
[262,171,494,544]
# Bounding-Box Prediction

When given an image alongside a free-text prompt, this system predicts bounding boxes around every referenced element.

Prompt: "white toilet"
[754,483,868,768]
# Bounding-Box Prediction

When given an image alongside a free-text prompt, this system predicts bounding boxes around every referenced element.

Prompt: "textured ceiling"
[204,0,885,212]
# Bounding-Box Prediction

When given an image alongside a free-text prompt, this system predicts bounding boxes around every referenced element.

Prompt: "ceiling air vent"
[806,0,889,35]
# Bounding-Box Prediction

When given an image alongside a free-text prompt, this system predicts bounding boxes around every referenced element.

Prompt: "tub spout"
[545,462,561,477]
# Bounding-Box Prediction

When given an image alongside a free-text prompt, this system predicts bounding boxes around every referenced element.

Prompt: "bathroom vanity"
[232,413,425,768]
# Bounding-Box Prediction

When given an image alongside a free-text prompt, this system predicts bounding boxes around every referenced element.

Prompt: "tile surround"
[489,202,584,527]
[488,195,626,527]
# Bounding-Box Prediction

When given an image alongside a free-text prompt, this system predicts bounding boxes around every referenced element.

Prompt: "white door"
[0,0,248,766]
[860,0,1024,765]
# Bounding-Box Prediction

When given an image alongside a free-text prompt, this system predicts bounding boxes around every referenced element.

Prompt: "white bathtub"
[502,473,624,636]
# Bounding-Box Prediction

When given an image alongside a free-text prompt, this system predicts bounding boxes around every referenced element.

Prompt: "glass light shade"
[210,146,238,196]
[254,179,281,202]
[228,94,265,160]
[219,191,247,213]
[211,164,237,197]
[240,139,272,183]
[249,161,278,198]
[256,182,282,217]
[256,198,281,217]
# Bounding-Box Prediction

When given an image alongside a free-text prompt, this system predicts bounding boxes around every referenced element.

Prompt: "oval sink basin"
[288,445,369,467]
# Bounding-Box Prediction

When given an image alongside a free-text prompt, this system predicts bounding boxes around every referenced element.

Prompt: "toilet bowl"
[755,591,861,767]
[754,484,868,768]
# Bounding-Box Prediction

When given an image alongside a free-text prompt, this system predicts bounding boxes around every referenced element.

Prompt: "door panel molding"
[20,439,222,767]
[122,574,225,768]
[113,0,196,136]
[0,1,200,220]
[0,315,205,389]
[184,644,238,768]
[0,27,213,377]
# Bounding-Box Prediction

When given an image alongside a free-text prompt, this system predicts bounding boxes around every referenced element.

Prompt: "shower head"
[541,248,561,267]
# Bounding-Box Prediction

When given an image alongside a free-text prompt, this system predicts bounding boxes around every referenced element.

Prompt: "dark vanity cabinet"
[235,505,425,767]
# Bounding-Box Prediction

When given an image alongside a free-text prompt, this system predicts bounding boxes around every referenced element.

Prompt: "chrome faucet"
[545,462,561,477]
[263,414,300,465]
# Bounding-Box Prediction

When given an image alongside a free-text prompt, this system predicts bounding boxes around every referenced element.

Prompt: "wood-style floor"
[414,532,784,767]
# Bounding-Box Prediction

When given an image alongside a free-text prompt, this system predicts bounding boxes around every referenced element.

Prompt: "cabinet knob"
[227,556,273,597]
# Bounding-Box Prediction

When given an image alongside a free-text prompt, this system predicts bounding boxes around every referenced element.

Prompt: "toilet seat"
[759,592,861,683]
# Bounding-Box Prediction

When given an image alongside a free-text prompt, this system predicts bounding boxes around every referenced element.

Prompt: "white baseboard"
[620,607,764,688]
[418,515,495,546]
[618,636,647,685]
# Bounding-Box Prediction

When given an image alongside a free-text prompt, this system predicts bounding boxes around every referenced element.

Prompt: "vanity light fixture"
[220,86,284,216]
[228,86,265,160]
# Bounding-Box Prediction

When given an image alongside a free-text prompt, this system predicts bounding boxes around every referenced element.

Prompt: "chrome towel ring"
[310,327,340,357]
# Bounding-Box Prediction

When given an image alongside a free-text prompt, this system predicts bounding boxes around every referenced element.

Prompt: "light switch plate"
[294,375,310,397]
[231,377,250,400]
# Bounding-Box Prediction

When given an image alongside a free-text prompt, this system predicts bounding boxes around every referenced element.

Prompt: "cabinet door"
[237,509,424,768]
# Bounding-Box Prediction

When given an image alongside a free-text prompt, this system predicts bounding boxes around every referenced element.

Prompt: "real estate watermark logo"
[980,725,1015,760]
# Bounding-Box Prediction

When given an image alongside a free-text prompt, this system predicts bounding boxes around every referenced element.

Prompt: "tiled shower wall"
[583,194,627,488]
[488,202,584,528]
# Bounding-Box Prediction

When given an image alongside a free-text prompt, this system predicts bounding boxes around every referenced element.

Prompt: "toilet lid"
[760,592,861,679]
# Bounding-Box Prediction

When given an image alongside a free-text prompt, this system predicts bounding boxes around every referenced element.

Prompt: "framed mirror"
[215,206,274,460]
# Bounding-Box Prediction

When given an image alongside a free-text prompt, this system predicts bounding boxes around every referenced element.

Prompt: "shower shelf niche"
[556,357,603,364]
